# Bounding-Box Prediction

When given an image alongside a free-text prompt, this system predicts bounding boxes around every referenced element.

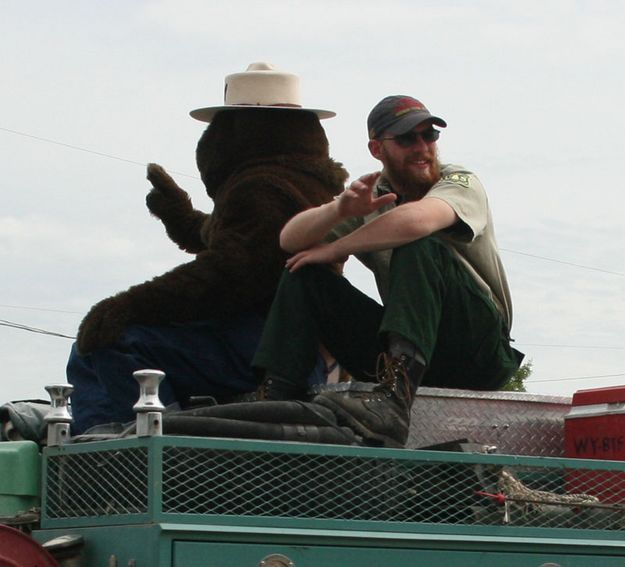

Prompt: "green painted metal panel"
[0,440,40,516]
[34,524,163,566]
[173,540,625,566]
[34,522,625,566]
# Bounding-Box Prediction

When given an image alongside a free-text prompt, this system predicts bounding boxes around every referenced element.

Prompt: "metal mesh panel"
[45,447,149,518]
[43,441,625,531]
[161,446,625,530]
[162,447,429,521]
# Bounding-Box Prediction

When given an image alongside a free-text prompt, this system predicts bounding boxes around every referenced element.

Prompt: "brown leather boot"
[253,373,309,401]
[313,353,424,448]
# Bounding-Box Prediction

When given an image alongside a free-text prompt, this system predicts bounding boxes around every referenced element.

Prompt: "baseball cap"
[367,95,447,139]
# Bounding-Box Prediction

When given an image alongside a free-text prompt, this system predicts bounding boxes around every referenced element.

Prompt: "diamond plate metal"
[408,387,571,456]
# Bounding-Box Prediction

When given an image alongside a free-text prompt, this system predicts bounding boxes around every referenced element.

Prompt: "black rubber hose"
[161,415,357,445]
[170,400,338,426]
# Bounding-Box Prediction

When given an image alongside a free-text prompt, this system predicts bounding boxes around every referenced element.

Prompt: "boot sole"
[313,395,405,449]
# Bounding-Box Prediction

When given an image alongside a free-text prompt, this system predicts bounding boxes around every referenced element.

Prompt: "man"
[252,95,523,448]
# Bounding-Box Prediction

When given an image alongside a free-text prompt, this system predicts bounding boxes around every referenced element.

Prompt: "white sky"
[1,0,624,404]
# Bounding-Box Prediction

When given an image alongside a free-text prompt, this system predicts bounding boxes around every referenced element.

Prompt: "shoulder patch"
[443,172,471,189]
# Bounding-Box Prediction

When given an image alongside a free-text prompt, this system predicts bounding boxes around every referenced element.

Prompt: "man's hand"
[285,242,348,272]
[336,172,397,219]
[279,172,397,255]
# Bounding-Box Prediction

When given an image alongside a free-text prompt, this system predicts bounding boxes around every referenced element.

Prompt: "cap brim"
[190,105,336,123]
[385,113,447,136]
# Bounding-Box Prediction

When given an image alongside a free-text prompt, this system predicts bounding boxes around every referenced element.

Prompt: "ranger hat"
[367,95,447,139]
[190,62,336,122]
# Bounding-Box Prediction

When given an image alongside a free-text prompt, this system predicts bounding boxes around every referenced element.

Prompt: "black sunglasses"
[379,127,440,147]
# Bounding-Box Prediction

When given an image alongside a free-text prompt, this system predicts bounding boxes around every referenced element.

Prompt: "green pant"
[253,237,523,390]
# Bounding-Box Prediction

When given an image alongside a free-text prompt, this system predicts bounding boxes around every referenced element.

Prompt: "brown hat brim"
[190,105,336,123]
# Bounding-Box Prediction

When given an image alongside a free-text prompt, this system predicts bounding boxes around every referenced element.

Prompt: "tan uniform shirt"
[329,164,513,330]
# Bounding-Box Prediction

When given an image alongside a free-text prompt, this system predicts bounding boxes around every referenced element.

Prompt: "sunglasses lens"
[422,128,440,143]
[393,128,439,147]
[395,132,418,147]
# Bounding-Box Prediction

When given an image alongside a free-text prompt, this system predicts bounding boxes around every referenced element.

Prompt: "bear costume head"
[197,109,337,198]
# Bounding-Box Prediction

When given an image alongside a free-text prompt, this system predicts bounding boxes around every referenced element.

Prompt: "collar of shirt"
[377,174,405,204]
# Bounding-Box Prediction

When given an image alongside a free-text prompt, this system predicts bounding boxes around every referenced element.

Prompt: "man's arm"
[286,196,458,272]
[279,199,344,253]
[335,196,457,252]
[280,172,396,253]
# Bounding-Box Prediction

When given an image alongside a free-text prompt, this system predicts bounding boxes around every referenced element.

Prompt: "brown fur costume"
[76,109,348,354]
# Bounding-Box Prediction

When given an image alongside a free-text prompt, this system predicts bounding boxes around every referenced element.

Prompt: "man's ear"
[368,139,383,160]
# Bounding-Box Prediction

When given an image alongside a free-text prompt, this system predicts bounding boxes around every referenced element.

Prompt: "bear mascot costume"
[67,63,348,434]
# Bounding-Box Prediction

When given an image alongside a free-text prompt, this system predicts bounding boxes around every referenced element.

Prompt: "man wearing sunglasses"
[252,95,523,448]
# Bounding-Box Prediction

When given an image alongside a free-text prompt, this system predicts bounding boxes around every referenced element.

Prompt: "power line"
[2,316,622,354]
[3,124,625,359]
[0,303,82,315]
[7,314,621,385]
[2,125,625,278]
[500,248,625,278]
[0,126,200,180]
[529,372,625,384]
[0,319,76,340]
[517,343,625,351]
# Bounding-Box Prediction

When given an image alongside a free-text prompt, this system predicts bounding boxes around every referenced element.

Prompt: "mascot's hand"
[146,163,192,220]
[76,295,132,355]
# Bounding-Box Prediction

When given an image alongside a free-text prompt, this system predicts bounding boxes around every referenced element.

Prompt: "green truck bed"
[29,435,625,566]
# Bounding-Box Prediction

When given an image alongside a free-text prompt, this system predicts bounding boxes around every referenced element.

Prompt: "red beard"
[384,152,441,201]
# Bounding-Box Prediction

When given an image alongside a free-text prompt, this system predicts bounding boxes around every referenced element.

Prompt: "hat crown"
[223,61,301,108]
[367,95,446,138]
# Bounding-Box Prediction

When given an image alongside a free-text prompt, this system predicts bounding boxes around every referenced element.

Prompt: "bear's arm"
[151,206,208,254]
[146,163,208,254]
[76,175,311,354]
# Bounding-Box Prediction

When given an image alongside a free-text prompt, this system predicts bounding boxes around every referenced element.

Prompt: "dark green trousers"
[253,237,523,390]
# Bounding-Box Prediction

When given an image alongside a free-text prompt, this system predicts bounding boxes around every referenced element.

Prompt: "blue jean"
[67,315,325,434]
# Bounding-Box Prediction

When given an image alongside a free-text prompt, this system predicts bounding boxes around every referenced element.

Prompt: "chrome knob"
[133,369,165,437]
[44,384,74,446]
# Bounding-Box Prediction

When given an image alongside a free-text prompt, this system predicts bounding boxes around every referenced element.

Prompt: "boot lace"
[375,353,414,404]
[255,378,271,401]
